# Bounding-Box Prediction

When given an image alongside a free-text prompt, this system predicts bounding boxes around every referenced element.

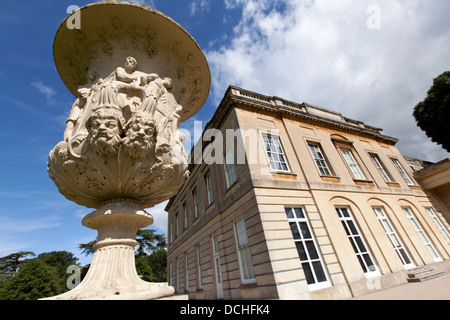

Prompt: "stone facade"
[166,86,450,300]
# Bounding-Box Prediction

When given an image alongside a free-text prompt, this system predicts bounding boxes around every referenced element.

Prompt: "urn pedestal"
[44,1,210,300]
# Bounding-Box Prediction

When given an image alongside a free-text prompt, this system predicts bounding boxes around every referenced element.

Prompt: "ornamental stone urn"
[45,1,210,300]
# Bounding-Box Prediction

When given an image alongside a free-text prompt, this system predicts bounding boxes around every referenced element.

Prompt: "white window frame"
[192,188,199,219]
[205,171,214,205]
[169,219,173,243]
[339,148,366,180]
[402,207,442,262]
[425,207,450,244]
[260,132,290,173]
[308,143,333,176]
[212,234,224,299]
[285,207,331,290]
[391,158,415,185]
[223,148,237,187]
[373,207,415,269]
[336,207,380,277]
[183,201,188,230]
[234,218,256,284]
[370,154,392,183]
[169,262,173,287]
[196,244,203,290]
[185,252,189,292]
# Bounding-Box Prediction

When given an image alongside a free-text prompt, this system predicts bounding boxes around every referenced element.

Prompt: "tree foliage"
[0,251,35,280]
[413,70,450,152]
[79,228,168,282]
[0,228,168,300]
[0,251,86,300]
[0,259,62,300]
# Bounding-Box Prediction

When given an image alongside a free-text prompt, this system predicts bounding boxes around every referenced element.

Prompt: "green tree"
[0,251,35,281]
[36,251,81,292]
[413,70,450,152]
[0,259,62,300]
[135,256,156,282]
[147,249,168,282]
[79,228,168,281]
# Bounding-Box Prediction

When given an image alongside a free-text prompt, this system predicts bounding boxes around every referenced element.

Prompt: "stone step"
[407,266,447,283]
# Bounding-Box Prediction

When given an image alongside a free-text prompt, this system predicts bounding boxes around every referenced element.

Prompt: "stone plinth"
[44,202,173,300]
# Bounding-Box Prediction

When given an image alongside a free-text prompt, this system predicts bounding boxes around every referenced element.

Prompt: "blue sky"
[1,0,449,265]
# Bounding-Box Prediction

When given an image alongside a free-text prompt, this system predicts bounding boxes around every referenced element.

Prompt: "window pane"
[290,222,301,240]
[312,261,327,282]
[302,263,315,284]
[295,242,308,260]
[355,236,367,253]
[347,221,358,235]
[363,254,376,271]
[300,222,312,239]
[398,249,411,265]
[285,207,294,219]
[294,207,304,219]
[306,241,319,259]
[357,255,367,273]
[342,221,351,236]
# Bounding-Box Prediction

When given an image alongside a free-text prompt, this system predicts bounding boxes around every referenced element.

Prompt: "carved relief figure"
[48,56,189,209]
[122,112,157,159]
[85,105,125,157]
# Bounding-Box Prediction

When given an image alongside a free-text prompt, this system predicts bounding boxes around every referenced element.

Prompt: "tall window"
[234,218,255,283]
[285,207,329,289]
[336,207,379,276]
[391,158,415,185]
[183,201,188,230]
[205,171,214,205]
[425,207,450,243]
[340,148,366,180]
[261,133,290,172]
[402,207,442,262]
[192,189,199,219]
[373,207,414,268]
[185,252,189,292]
[308,143,332,176]
[223,148,237,187]
[370,154,392,182]
[169,219,173,243]
[196,244,203,289]
[169,262,173,287]
[175,211,179,237]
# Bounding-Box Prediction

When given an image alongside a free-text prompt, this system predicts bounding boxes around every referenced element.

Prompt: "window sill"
[354,179,375,187]
[240,281,257,289]
[320,175,341,183]
[270,170,297,176]
[386,181,401,188]
[225,179,239,192]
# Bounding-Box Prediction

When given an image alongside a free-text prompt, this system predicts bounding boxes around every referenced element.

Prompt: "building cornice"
[212,86,399,145]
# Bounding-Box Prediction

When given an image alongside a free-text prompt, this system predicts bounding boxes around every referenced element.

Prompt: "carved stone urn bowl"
[45,1,210,300]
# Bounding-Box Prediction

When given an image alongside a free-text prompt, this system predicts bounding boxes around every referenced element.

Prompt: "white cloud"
[145,200,169,236]
[206,0,450,161]
[31,81,56,104]
[130,0,157,8]
[190,0,211,16]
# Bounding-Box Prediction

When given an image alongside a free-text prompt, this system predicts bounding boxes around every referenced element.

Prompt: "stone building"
[165,86,450,300]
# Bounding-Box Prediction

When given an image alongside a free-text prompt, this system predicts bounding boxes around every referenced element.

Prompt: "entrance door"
[212,235,224,299]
